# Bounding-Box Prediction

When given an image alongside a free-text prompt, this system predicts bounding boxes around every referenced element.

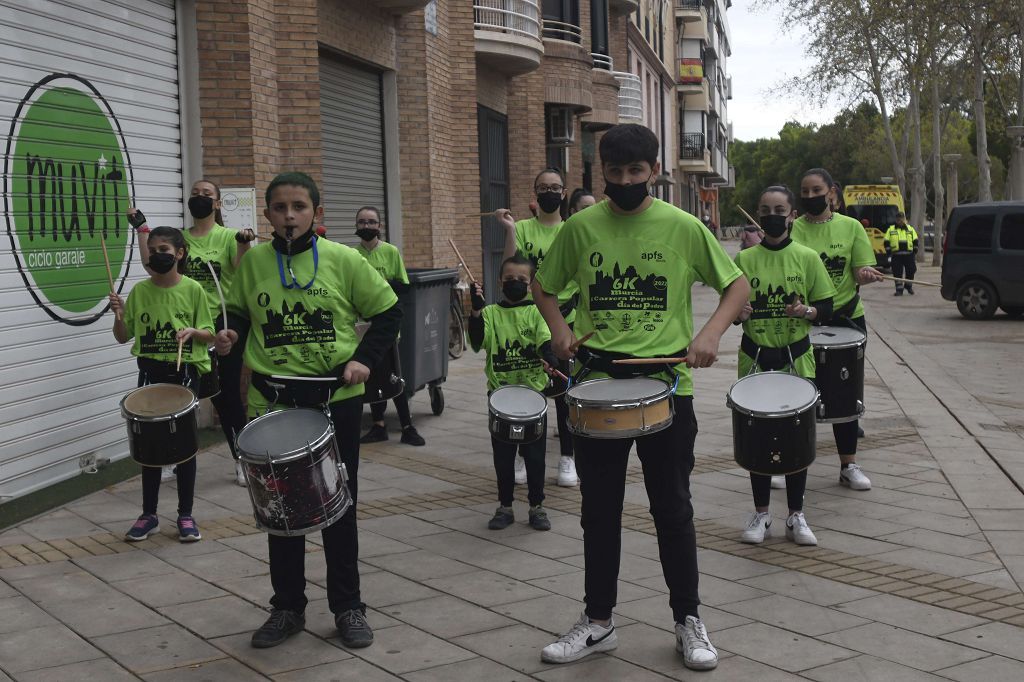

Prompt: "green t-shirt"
[183,224,239,319]
[790,213,875,318]
[226,239,398,414]
[470,302,552,392]
[535,199,743,396]
[515,217,579,323]
[734,240,836,378]
[355,240,410,284]
[123,276,214,373]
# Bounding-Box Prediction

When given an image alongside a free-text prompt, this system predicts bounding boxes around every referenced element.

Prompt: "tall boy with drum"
[532,124,749,670]
[215,172,401,650]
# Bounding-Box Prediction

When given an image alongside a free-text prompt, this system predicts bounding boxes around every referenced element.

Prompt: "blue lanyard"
[276,236,319,290]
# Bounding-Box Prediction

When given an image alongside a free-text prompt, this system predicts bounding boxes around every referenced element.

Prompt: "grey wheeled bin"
[397,268,459,415]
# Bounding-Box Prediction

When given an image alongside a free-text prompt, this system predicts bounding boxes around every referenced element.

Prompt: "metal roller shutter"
[319,57,387,247]
[0,0,183,501]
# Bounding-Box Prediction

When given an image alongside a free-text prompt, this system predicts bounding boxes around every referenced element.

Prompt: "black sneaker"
[907,287,914,295]
[858,426,865,438]
[529,505,551,531]
[360,424,388,444]
[488,506,514,530]
[336,608,374,648]
[251,609,304,649]
[400,426,425,446]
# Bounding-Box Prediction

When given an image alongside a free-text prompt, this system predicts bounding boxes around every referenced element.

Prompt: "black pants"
[370,392,413,429]
[142,458,196,516]
[554,391,573,457]
[268,397,363,615]
[574,396,700,623]
[890,254,917,291]
[750,469,807,511]
[210,340,247,458]
[492,417,546,507]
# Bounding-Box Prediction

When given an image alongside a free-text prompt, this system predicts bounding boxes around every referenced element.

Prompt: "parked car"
[941,202,1024,319]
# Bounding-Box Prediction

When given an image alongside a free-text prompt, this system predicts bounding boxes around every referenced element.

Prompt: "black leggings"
[830,314,865,457]
[370,392,413,428]
[492,420,547,507]
[750,469,807,511]
[210,340,247,458]
[142,458,196,516]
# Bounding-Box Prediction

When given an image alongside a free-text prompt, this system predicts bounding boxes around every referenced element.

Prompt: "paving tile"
[424,569,549,607]
[940,622,1024,661]
[452,623,560,674]
[802,654,949,681]
[271,658,402,681]
[112,571,228,608]
[694,549,786,581]
[362,549,482,582]
[739,570,878,606]
[217,533,271,561]
[460,548,579,581]
[495,594,591,632]
[534,653,675,681]
[383,595,514,638]
[614,594,751,634]
[488,529,585,559]
[834,594,988,636]
[73,550,180,582]
[209,632,351,676]
[711,622,857,672]
[143,658,270,680]
[663,655,808,681]
[0,595,58,634]
[527,570,660,604]
[18,510,110,541]
[347,623,475,674]
[402,656,531,682]
[599,622,694,678]
[361,570,442,606]
[878,528,993,557]
[93,623,224,675]
[719,594,870,636]
[359,515,450,540]
[937,654,1024,681]
[157,594,270,638]
[159,548,268,582]
[14,658,138,681]
[690,573,771,607]
[820,623,988,671]
[215,573,327,608]
[0,624,103,674]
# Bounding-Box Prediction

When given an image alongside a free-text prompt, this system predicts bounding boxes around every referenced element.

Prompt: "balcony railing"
[474,1,542,42]
[592,52,613,70]
[680,132,706,159]
[542,18,582,43]
[675,0,702,9]
[612,71,643,121]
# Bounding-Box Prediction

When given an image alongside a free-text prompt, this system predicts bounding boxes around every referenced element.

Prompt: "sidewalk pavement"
[2,252,1023,680]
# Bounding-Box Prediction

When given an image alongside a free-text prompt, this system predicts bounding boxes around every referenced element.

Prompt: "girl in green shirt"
[109,226,215,544]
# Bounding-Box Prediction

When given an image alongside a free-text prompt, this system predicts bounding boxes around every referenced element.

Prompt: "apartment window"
[543,0,581,42]
[545,104,574,174]
[590,0,610,69]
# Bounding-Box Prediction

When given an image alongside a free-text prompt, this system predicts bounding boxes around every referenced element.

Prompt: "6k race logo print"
[4,74,136,325]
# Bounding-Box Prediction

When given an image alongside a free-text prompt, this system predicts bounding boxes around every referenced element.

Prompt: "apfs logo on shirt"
[4,74,136,326]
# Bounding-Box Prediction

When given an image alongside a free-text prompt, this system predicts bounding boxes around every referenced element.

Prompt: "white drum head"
[810,326,866,348]
[490,386,547,418]
[122,384,195,418]
[729,373,818,415]
[567,377,671,402]
[237,408,332,462]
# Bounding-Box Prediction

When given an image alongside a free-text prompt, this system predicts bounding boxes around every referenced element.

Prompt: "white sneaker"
[514,456,527,485]
[839,463,871,490]
[541,612,617,664]
[160,466,175,482]
[770,475,786,489]
[676,616,718,670]
[557,456,579,487]
[235,460,248,487]
[785,511,818,545]
[740,511,772,544]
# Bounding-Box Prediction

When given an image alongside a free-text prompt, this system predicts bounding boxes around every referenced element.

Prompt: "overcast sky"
[726,0,845,141]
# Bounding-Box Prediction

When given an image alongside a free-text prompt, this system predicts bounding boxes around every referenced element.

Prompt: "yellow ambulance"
[842,185,906,269]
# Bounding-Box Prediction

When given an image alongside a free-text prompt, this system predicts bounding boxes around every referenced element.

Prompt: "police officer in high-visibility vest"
[884,213,919,295]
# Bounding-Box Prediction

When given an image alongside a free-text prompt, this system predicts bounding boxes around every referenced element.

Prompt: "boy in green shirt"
[533,124,749,670]
[215,173,402,652]
[353,206,425,447]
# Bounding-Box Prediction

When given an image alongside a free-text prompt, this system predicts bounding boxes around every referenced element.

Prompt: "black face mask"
[356,228,380,242]
[187,195,215,220]
[502,280,529,302]
[536,191,563,215]
[603,175,652,212]
[272,223,316,255]
[759,214,789,238]
[148,252,177,274]
[800,194,829,216]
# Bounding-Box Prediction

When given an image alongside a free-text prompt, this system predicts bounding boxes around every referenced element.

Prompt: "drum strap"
[558,293,579,319]
[826,294,860,324]
[574,346,688,380]
[137,357,197,389]
[251,372,342,410]
[740,334,811,371]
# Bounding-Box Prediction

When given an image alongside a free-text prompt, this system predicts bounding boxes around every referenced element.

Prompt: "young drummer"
[214,172,401,650]
[353,206,425,447]
[109,226,215,542]
[468,254,557,531]
[497,168,580,488]
[791,168,883,490]
[734,186,836,546]
[533,124,749,669]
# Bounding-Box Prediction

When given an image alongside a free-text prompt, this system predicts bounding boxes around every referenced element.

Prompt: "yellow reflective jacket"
[884,224,918,254]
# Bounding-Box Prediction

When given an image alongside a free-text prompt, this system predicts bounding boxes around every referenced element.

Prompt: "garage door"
[319,57,387,246]
[0,0,184,501]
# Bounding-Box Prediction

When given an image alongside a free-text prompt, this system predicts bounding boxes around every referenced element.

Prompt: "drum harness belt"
[251,372,344,415]
[558,294,580,319]
[137,356,200,390]
[740,334,811,373]
[573,346,687,382]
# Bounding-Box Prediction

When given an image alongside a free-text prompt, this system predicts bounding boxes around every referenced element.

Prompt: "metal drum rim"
[237,408,335,464]
[726,373,820,418]
[489,385,549,419]
[120,384,199,423]
[566,377,674,409]
[810,327,867,349]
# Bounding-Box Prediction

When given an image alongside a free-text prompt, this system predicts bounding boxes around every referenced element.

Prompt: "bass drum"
[727,372,819,475]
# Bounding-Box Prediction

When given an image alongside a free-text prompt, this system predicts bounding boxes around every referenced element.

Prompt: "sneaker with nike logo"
[541,612,617,664]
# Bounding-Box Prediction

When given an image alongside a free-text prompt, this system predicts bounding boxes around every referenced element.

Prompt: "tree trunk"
[931,76,944,267]
[974,55,993,202]
[909,84,927,248]
[859,22,905,194]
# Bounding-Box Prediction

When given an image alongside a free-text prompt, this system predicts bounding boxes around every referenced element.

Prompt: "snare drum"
[565,377,675,439]
[810,326,866,423]
[120,384,200,467]
[363,344,406,404]
[488,386,548,444]
[727,373,819,475]
[235,408,352,536]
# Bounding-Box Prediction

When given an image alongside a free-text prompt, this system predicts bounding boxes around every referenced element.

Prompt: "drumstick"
[551,369,569,382]
[569,331,594,353]
[100,236,121,320]
[879,274,941,287]
[269,374,337,382]
[735,205,760,227]
[612,357,689,365]
[206,261,229,332]
[447,238,477,282]
[176,337,184,371]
